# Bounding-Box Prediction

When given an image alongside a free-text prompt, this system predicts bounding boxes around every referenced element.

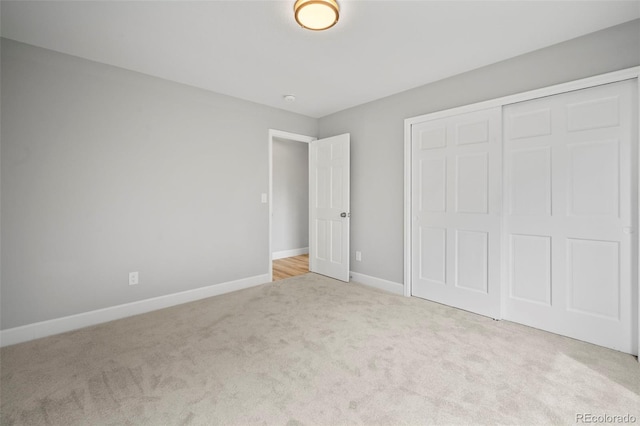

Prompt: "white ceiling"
[1,1,638,118]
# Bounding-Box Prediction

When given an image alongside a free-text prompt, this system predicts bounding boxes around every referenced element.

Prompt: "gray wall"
[318,19,640,284]
[272,138,309,255]
[1,38,317,329]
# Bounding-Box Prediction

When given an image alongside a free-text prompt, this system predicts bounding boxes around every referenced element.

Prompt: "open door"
[309,133,350,282]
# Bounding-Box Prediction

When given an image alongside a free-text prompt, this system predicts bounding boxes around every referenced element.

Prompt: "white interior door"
[309,133,350,282]
[411,108,502,318]
[504,80,638,354]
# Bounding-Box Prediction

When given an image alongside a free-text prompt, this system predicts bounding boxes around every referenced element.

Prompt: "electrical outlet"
[355,251,362,261]
[129,271,139,286]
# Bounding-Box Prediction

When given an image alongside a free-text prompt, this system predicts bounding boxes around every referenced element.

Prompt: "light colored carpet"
[1,273,638,425]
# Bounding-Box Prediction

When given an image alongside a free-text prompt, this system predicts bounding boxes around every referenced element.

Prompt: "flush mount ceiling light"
[294,0,339,31]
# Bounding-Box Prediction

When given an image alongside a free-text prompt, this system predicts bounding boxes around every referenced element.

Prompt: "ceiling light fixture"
[294,0,339,31]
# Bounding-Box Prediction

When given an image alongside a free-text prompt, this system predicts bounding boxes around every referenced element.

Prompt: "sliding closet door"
[504,80,637,354]
[411,108,502,319]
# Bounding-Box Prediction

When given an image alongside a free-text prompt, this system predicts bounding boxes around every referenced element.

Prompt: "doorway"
[268,130,315,281]
[268,130,352,282]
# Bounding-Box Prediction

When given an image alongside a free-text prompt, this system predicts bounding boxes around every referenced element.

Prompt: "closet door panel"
[504,80,637,354]
[411,108,502,319]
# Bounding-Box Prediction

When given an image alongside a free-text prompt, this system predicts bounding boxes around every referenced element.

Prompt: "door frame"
[403,66,640,354]
[268,129,316,281]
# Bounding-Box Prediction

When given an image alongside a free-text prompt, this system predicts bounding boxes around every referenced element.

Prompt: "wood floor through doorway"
[273,254,309,281]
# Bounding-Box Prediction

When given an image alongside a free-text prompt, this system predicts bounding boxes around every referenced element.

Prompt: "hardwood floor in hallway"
[273,254,309,281]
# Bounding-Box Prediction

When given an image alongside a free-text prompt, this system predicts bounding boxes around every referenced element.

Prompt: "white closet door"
[504,80,637,354]
[411,108,502,319]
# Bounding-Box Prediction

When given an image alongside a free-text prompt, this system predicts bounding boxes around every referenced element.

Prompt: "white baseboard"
[0,273,270,348]
[349,272,404,295]
[272,247,309,260]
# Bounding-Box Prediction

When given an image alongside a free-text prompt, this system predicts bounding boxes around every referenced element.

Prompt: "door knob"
[340,212,348,218]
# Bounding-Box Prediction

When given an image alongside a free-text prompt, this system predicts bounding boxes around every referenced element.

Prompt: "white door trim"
[268,129,316,281]
[636,76,640,358]
[404,66,640,356]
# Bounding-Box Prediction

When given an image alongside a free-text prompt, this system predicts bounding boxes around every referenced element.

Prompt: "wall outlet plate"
[129,271,139,285]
